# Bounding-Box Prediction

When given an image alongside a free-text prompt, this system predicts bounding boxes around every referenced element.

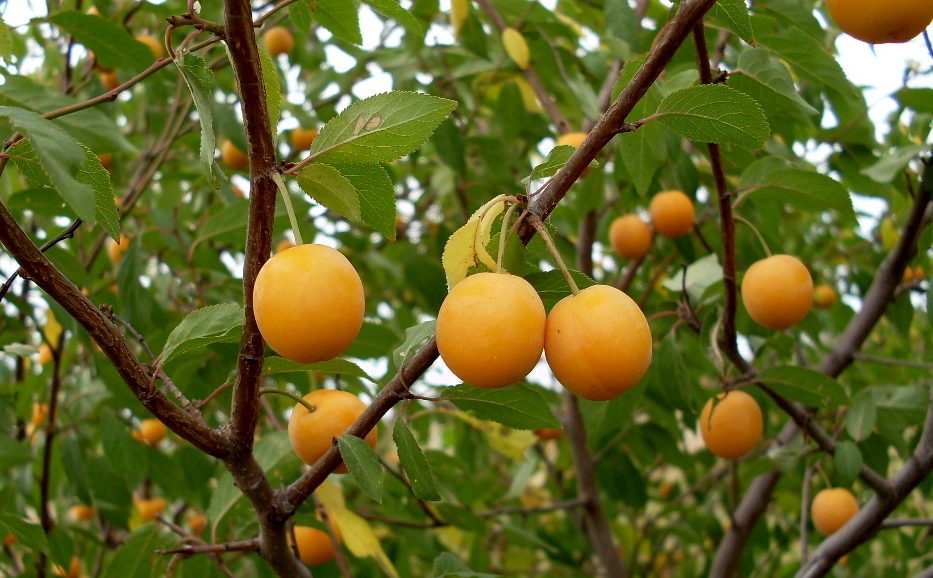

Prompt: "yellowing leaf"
[880,217,900,250]
[314,479,346,512]
[451,0,469,36]
[329,508,400,578]
[512,76,544,113]
[441,197,505,288]
[42,310,63,346]
[450,411,537,460]
[502,28,530,70]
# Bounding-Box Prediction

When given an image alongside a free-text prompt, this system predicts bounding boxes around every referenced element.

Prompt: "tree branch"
[518,0,723,240]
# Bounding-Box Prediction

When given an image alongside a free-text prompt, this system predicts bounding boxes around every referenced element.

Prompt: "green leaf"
[440,384,560,430]
[159,304,244,366]
[99,525,169,578]
[524,270,596,312]
[861,145,929,184]
[263,357,377,382]
[295,163,362,221]
[739,159,856,222]
[525,145,598,183]
[708,0,754,43]
[393,320,436,369]
[834,441,863,486]
[194,199,249,244]
[290,0,313,32]
[894,88,933,114]
[310,91,457,164]
[846,392,877,443]
[60,434,92,504]
[0,75,136,152]
[662,254,723,302]
[756,366,850,408]
[0,436,32,470]
[393,419,441,501]
[47,12,153,72]
[363,0,424,38]
[433,552,502,578]
[79,145,120,240]
[258,46,282,130]
[652,84,770,150]
[619,94,665,196]
[0,22,12,60]
[333,163,397,240]
[730,47,819,116]
[756,26,858,101]
[0,514,48,554]
[2,106,96,225]
[175,52,221,188]
[337,435,384,503]
[207,432,293,527]
[314,0,363,44]
[653,333,693,413]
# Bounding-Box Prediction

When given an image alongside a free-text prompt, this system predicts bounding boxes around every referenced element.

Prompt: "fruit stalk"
[259,388,315,414]
[528,214,579,295]
[273,172,304,245]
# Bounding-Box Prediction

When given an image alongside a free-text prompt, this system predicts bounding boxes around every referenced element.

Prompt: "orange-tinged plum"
[136,34,164,59]
[132,418,167,447]
[275,239,296,254]
[544,284,652,401]
[264,26,295,57]
[812,284,836,309]
[187,513,208,535]
[292,525,341,566]
[556,132,587,148]
[52,556,81,578]
[287,389,377,474]
[825,0,933,44]
[100,70,119,91]
[534,427,564,441]
[811,488,860,536]
[436,272,546,389]
[648,190,695,239]
[741,254,813,330]
[70,504,96,521]
[220,140,249,170]
[253,244,364,364]
[291,127,319,151]
[609,214,652,260]
[97,153,112,171]
[106,235,131,264]
[698,390,763,460]
[134,496,168,522]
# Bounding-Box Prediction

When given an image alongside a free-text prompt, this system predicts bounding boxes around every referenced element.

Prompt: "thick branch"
[224,0,278,450]
[562,393,629,577]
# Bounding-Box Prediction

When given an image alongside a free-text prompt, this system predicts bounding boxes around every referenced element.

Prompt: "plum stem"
[259,387,315,414]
